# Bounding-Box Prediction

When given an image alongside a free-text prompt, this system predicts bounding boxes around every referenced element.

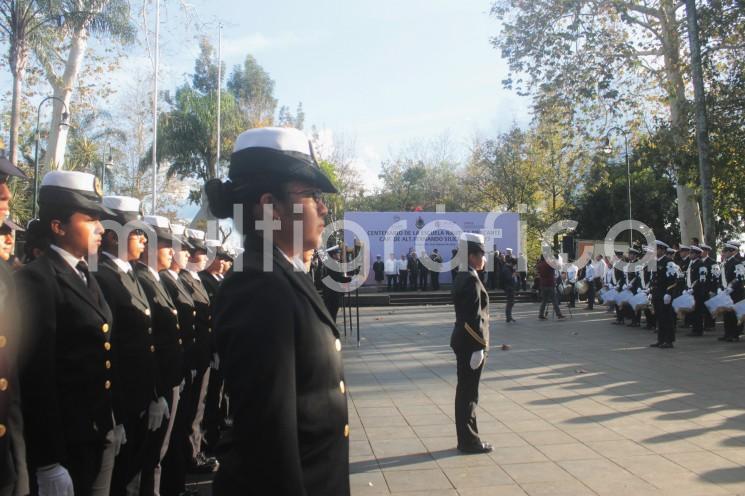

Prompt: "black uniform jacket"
[213,240,350,496]
[15,249,114,469]
[198,271,221,305]
[650,256,679,303]
[160,270,197,376]
[95,256,157,420]
[450,267,490,354]
[134,263,184,395]
[179,271,212,373]
[0,263,28,494]
[724,255,745,303]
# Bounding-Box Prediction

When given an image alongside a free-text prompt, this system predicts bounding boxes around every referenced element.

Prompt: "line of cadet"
[602,239,744,348]
[1,162,236,496]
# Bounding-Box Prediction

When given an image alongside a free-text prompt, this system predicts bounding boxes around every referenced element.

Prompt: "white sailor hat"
[228,127,337,194]
[170,223,193,250]
[655,240,670,250]
[724,240,741,251]
[666,247,675,254]
[689,245,703,254]
[204,239,221,248]
[39,171,113,216]
[0,155,26,179]
[0,217,23,233]
[142,215,175,242]
[460,232,486,254]
[185,228,206,251]
[102,195,142,224]
[678,244,690,251]
[700,244,712,251]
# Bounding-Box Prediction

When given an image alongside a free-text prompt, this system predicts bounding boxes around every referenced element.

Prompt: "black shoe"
[585,306,594,310]
[686,332,703,337]
[539,315,547,320]
[557,314,566,320]
[458,441,493,454]
[649,342,662,347]
[188,453,219,474]
[660,342,674,348]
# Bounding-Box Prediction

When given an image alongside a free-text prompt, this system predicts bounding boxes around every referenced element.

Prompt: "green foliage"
[227,54,278,127]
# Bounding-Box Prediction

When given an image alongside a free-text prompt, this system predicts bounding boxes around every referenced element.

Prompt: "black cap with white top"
[102,196,143,224]
[142,215,175,243]
[39,171,113,217]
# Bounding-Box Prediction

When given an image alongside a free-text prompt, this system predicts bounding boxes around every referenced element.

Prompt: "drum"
[672,292,696,317]
[576,280,589,296]
[705,292,735,319]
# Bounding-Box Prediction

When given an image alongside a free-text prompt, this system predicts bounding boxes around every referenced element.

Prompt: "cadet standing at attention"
[450,233,492,454]
[206,127,349,495]
[16,171,123,496]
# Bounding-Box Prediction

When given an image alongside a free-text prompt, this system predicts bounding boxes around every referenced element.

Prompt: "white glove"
[36,464,74,496]
[663,294,671,305]
[686,289,693,295]
[726,287,733,295]
[148,397,170,431]
[623,284,630,290]
[470,350,485,370]
[113,424,127,456]
[190,369,197,382]
[210,352,220,370]
[179,379,186,394]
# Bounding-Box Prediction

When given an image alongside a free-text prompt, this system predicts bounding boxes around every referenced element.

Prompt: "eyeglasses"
[287,189,326,205]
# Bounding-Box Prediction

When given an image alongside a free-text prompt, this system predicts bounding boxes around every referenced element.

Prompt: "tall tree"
[34,0,136,170]
[0,0,55,166]
[192,36,224,95]
[491,0,703,240]
[227,54,278,127]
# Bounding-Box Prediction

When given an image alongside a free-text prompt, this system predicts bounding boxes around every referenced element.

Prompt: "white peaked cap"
[724,240,741,250]
[655,240,670,249]
[205,239,221,248]
[233,127,311,155]
[185,228,205,240]
[460,232,485,244]
[171,224,186,236]
[41,170,97,192]
[679,244,690,250]
[143,215,171,229]
[103,195,141,213]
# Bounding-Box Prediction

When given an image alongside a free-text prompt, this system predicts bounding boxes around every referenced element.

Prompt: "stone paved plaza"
[343,301,745,496]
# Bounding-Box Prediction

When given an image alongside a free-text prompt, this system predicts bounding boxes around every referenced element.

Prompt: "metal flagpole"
[216,22,222,177]
[151,0,160,214]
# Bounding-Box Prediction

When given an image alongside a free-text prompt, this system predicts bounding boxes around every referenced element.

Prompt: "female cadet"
[206,127,349,496]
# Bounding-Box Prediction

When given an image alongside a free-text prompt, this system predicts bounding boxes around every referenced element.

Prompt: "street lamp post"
[604,127,632,246]
[33,96,70,218]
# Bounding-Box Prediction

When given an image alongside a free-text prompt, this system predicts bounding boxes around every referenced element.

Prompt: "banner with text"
[343,211,520,286]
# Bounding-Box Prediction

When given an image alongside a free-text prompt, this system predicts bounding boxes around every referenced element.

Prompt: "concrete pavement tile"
[537,443,602,461]
[359,407,404,417]
[501,419,556,432]
[519,429,578,446]
[484,433,529,448]
[586,439,653,458]
[365,426,419,441]
[558,459,633,481]
[456,484,528,495]
[351,471,389,495]
[500,462,576,484]
[520,480,597,496]
[488,445,549,465]
[371,438,428,458]
[390,491,457,496]
[441,465,514,488]
[412,424,454,438]
[383,469,454,492]
[405,413,454,426]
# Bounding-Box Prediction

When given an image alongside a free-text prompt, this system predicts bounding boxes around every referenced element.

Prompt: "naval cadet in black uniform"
[16,171,121,496]
[719,240,744,342]
[95,196,161,496]
[650,241,680,348]
[450,233,492,454]
[135,215,184,496]
[206,126,349,495]
[0,155,28,496]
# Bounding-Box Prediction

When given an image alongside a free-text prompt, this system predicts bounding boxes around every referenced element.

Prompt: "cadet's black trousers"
[654,299,676,344]
[505,289,514,321]
[454,352,483,449]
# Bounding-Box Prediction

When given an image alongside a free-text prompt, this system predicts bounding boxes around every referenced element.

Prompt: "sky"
[111,0,531,191]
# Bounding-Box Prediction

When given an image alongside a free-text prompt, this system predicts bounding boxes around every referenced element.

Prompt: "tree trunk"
[44,27,89,170]
[659,0,703,243]
[685,0,715,247]
[8,38,27,167]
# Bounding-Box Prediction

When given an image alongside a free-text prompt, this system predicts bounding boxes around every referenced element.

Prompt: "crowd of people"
[1,165,239,496]
[532,240,745,347]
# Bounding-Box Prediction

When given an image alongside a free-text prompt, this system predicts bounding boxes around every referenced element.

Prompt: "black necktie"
[76,261,100,303]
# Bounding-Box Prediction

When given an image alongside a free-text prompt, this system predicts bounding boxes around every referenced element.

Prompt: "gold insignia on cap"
[94,177,103,197]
